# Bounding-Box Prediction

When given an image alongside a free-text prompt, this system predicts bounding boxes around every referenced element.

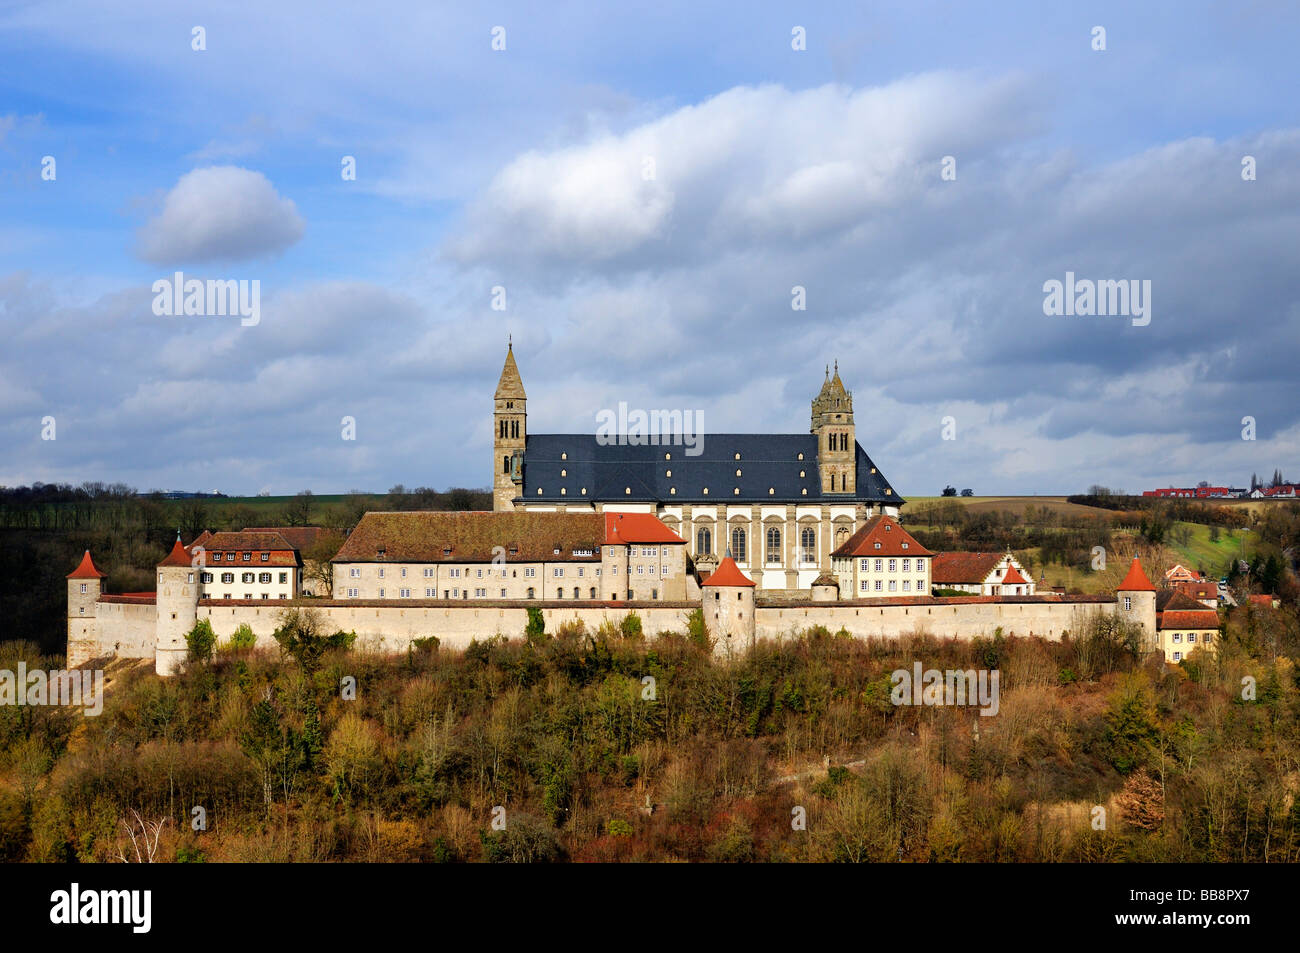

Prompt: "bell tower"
[811,361,856,495]
[493,340,527,511]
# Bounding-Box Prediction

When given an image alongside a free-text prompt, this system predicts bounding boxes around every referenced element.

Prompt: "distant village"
[1141,472,1296,499]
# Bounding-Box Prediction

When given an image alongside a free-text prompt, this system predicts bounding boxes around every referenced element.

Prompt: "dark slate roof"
[517,434,903,505]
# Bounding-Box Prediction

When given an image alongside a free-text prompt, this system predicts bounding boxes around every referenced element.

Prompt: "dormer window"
[734,488,740,495]
[443,547,452,556]
[665,469,672,477]
[625,487,631,494]
[561,452,567,460]
[734,453,741,460]
[702,488,709,495]
[768,488,774,495]
[561,488,567,495]
[902,542,909,549]
[798,453,804,460]
[581,488,587,495]
[560,469,566,477]
[874,542,881,549]
[735,469,742,477]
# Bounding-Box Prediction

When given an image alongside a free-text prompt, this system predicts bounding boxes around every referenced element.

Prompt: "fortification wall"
[755,598,1116,643]
[197,600,699,653]
[73,600,157,664]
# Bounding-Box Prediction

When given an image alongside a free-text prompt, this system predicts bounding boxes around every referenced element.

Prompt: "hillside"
[3,606,1297,864]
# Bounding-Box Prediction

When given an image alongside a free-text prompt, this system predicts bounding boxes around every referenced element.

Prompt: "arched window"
[511,420,519,438]
[499,420,506,439]
[731,527,746,562]
[573,587,580,599]
[697,527,712,556]
[527,587,535,599]
[835,526,849,547]
[590,587,597,599]
[503,455,510,474]
[766,527,781,564]
[801,527,816,563]
[557,588,563,599]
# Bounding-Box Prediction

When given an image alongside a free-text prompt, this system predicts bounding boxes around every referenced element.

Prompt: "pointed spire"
[495,341,526,400]
[701,554,755,588]
[159,536,193,567]
[68,549,107,579]
[1116,556,1156,592]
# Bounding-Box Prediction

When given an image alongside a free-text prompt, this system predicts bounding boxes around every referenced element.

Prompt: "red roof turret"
[1116,557,1156,592]
[158,537,193,568]
[1001,565,1029,586]
[67,550,107,579]
[701,555,755,587]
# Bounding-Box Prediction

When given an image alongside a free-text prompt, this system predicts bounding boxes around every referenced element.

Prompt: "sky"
[1,0,1298,497]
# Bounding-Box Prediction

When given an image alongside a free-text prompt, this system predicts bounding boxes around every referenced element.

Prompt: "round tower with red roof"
[1115,556,1158,648]
[701,552,756,655]
[156,535,200,675]
[67,550,107,667]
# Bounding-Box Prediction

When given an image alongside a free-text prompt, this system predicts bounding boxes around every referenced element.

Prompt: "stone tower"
[66,550,106,668]
[701,553,756,658]
[493,342,527,512]
[811,361,856,495]
[155,536,200,676]
[1116,556,1158,650]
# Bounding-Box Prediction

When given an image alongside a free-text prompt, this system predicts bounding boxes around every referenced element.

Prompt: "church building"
[491,344,904,593]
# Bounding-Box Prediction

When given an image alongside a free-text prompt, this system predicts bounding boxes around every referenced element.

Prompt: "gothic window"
[731,527,746,562]
[503,456,510,473]
[800,527,816,563]
[696,528,712,555]
[511,420,519,438]
[835,526,848,546]
[499,420,506,438]
[766,527,781,564]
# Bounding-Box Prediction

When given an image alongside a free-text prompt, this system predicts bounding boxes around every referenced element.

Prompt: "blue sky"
[2,0,1299,496]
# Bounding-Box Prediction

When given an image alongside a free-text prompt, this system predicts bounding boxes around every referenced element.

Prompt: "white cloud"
[136,166,304,264]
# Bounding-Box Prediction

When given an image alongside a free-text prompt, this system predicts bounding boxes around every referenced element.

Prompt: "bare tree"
[116,809,169,863]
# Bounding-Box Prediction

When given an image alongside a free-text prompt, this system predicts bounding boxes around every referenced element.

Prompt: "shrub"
[185,619,217,664]
[271,607,350,672]
[410,636,440,655]
[525,607,547,646]
[686,608,708,647]
[227,623,256,652]
[620,612,643,640]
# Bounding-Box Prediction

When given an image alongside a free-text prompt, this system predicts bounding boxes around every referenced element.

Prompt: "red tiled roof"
[701,555,755,587]
[243,526,327,551]
[1116,557,1156,591]
[930,552,1004,584]
[334,511,604,563]
[99,594,156,605]
[1248,594,1276,608]
[188,531,302,568]
[158,538,192,567]
[1174,581,1216,599]
[604,513,685,545]
[67,550,107,579]
[1159,610,1219,630]
[1001,565,1030,586]
[831,515,933,558]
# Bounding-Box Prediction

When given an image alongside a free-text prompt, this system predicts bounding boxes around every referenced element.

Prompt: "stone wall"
[755,597,1116,643]
[196,600,700,654]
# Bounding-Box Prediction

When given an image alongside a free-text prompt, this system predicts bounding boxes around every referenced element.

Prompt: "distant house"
[1173,579,1218,607]
[931,551,1036,596]
[1248,594,1281,609]
[1163,564,1198,584]
[1155,591,1219,663]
